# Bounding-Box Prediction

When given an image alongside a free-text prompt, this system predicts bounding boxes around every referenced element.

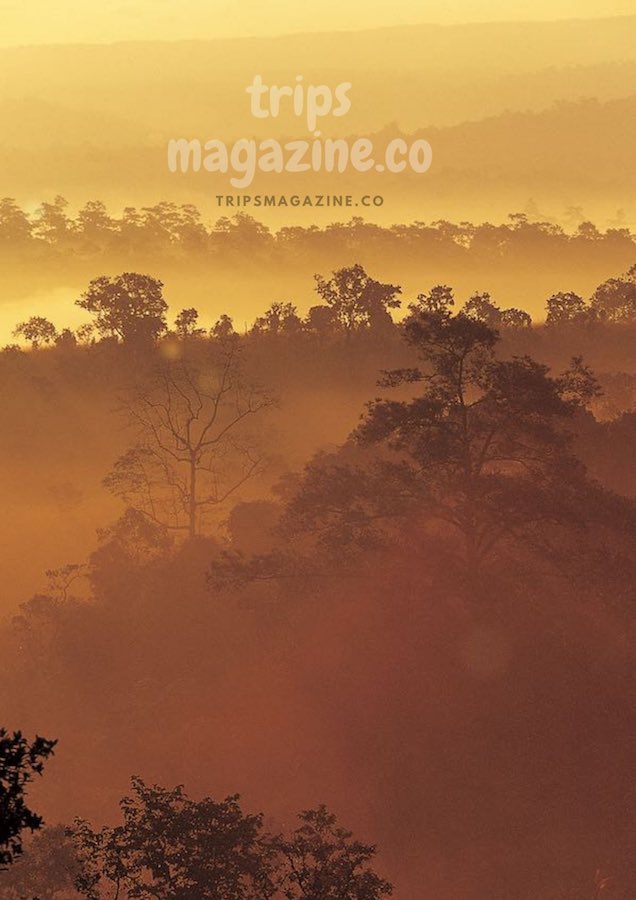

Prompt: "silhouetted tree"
[175,307,206,338]
[211,314,236,340]
[545,291,590,326]
[463,293,532,330]
[71,777,275,899]
[104,341,273,537]
[314,265,401,334]
[13,316,58,349]
[252,302,304,337]
[69,779,392,900]
[55,327,78,350]
[590,265,636,322]
[463,291,501,327]
[0,729,57,869]
[411,284,454,315]
[272,806,392,900]
[75,273,168,344]
[283,305,598,571]
[500,307,532,329]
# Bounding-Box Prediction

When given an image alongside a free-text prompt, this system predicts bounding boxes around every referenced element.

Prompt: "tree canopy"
[75,273,168,344]
[0,729,56,869]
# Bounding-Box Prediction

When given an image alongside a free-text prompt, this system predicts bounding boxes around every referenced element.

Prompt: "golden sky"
[1,0,634,46]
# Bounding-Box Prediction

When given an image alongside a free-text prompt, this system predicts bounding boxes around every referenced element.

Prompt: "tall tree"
[283,304,598,570]
[104,340,273,537]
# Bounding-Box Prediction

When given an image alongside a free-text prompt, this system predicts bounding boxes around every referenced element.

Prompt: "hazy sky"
[1,0,634,46]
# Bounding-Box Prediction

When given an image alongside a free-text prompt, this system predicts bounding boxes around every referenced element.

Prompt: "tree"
[75,323,95,345]
[211,314,236,340]
[55,327,78,350]
[283,304,598,571]
[174,307,206,338]
[305,305,338,336]
[411,284,454,316]
[69,780,393,900]
[71,777,275,899]
[0,198,32,244]
[545,292,590,326]
[76,200,115,248]
[252,302,304,337]
[13,316,58,349]
[75,273,168,343]
[32,195,72,244]
[0,729,57,869]
[463,293,532,330]
[273,806,392,900]
[590,265,636,322]
[500,307,532,329]
[463,292,501,328]
[314,265,401,334]
[104,340,273,538]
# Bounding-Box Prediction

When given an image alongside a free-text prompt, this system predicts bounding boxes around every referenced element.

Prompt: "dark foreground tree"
[272,806,393,900]
[71,777,275,899]
[0,729,56,869]
[69,778,392,900]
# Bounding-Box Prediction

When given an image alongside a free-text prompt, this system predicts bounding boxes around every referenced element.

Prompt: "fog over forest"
[0,254,635,897]
[1,9,635,897]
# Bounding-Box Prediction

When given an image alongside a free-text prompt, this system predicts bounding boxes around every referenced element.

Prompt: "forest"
[0,257,635,898]
[1,199,635,333]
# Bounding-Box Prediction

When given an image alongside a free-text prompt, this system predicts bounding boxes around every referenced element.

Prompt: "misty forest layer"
[0,262,635,897]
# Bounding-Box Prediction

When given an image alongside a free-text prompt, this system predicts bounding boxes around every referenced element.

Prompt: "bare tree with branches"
[104,339,274,538]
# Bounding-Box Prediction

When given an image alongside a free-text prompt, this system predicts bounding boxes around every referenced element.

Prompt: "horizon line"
[1,12,635,52]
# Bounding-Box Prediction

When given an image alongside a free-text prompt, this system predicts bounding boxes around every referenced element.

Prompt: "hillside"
[0,16,634,225]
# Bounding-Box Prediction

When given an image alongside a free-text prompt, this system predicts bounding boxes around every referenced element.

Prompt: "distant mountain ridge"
[0,16,634,136]
[0,16,633,226]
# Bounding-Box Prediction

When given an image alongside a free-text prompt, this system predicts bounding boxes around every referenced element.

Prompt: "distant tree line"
[0,198,634,263]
